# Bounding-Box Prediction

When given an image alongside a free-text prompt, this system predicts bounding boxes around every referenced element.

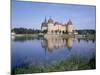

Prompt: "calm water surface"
[11,36,96,70]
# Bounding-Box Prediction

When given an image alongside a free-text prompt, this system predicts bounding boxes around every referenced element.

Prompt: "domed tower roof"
[67,19,73,25]
[48,18,54,23]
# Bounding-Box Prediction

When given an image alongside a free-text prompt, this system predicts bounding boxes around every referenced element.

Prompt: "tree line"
[74,29,96,35]
[11,28,41,34]
[11,28,96,35]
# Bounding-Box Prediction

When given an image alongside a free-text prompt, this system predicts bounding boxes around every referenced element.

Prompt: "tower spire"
[44,16,47,23]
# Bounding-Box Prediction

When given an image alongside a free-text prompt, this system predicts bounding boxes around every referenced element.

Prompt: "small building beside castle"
[41,17,73,34]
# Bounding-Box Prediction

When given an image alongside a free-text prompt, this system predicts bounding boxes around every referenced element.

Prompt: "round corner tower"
[66,19,73,33]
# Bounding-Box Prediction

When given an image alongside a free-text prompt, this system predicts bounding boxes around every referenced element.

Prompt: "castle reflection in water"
[41,36,74,52]
[12,35,95,53]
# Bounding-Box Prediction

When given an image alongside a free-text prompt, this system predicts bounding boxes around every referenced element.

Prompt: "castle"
[41,17,73,34]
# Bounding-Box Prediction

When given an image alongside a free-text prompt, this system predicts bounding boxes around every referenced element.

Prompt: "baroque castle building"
[41,17,73,34]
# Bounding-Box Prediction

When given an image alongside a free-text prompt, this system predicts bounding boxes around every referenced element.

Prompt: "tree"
[11,28,42,34]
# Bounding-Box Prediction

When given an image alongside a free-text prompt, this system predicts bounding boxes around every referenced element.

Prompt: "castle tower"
[41,17,47,31]
[47,18,54,34]
[66,19,73,34]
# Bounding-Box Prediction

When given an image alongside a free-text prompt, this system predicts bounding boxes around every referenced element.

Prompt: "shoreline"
[11,33,95,39]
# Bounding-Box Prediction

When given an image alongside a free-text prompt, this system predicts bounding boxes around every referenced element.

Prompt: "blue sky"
[11,0,96,30]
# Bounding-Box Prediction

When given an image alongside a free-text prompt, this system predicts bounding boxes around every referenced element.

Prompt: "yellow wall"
[42,22,73,33]
[67,25,73,33]
[47,23,67,33]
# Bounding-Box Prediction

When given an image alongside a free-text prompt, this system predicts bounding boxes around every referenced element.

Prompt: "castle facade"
[41,17,73,34]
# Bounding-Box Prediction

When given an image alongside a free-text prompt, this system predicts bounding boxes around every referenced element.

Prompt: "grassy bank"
[12,56,95,74]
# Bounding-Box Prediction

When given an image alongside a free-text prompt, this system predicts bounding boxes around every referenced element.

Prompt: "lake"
[11,35,96,73]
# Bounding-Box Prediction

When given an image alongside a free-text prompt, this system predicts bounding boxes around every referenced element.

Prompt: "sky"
[11,0,96,30]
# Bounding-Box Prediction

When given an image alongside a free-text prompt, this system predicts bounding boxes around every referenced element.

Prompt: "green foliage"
[12,55,95,74]
[74,29,96,35]
[11,28,41,34]
[12,28,96,35]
